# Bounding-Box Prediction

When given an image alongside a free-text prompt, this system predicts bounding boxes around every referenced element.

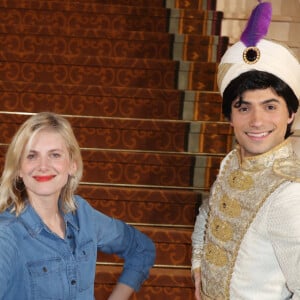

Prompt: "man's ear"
[288,112,295,125]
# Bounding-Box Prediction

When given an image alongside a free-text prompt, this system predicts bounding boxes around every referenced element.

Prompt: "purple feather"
[240,1,272,47]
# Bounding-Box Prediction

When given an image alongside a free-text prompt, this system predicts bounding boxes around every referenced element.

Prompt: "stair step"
[0,3,169,33]
[0,3,222,35]
[187,91,224,121]
[94,265,194,299]
[173,34,228,62]
[0,149,218,190]
[0,87,185,120]
[0,32,228,62]
[2,0,216,11]
[0,59,178,90]
[0,143,222,188]
[0,86,226,121]
[0,1,168,16]
[0,86,225,121]
[0,54,178,72]
[98,226,193,266]
[0,113,190,152]
[166,0,216,10]
[87,0,166,7]
[0,32,173,60]
[78,185,202,225]
[168,9,223,35]
[0,113,232,153]
[0,60,219,91]
[0,0,219,17]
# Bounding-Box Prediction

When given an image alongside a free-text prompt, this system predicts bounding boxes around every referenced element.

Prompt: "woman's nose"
[38,156,50,169]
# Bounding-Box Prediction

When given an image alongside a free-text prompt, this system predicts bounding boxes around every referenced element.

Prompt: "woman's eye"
[27,153,36,160]
[50,153,61,159]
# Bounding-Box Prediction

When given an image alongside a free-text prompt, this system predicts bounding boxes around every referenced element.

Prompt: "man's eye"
[238,106,248,112]
[266,105,276,110]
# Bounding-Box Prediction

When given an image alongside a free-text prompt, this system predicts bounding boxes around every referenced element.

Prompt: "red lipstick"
[33,175,55,182]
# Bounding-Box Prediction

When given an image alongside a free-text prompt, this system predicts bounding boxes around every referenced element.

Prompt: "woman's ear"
[69,161,77,176]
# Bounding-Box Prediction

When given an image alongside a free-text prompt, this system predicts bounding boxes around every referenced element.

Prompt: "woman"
[0,112,155,300]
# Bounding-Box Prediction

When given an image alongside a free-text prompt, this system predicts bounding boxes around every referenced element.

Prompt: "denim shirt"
[0,195,156,300]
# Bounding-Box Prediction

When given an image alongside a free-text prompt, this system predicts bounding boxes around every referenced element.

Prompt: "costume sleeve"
[191,194,209,272]
[85,200,156,292]
[267,182,300,298]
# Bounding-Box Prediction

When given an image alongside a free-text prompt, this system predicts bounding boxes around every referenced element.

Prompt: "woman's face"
[19,130,76,203]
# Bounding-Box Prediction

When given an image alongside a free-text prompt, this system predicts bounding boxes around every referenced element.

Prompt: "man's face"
[230,88,294,158]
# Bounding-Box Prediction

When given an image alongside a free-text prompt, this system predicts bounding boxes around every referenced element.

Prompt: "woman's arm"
[0,225,17,299]
[90,203,156,293]
[108,282,135,300]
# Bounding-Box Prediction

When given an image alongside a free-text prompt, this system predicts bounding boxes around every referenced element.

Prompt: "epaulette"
[273,157,300,182]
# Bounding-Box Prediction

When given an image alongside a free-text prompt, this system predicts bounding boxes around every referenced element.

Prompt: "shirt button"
[71,280,76,285]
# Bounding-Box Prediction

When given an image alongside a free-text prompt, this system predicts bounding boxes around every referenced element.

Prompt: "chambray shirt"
[0,195,156,300]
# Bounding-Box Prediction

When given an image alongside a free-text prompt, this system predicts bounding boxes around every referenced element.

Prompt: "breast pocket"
[27,257,65,300]
[76,239,96,292]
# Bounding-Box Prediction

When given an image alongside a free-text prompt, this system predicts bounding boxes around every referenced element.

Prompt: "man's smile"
[246,130,273,138]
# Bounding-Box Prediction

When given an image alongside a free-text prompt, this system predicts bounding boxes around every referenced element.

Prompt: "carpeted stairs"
[0,0,233,298]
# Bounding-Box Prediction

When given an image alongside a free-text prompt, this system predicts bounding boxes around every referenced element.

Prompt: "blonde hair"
[0,112,83,215]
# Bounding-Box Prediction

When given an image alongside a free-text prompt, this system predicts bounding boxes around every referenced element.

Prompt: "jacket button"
[71,280,76,285]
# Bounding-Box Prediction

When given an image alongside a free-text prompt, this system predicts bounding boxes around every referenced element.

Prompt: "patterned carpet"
[0,0,232,298]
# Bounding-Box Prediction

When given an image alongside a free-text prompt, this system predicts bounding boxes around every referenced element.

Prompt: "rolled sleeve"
[118,225,156,291]
[91,205,155,291]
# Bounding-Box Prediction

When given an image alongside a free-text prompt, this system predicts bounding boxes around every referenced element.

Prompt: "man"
[191,1,300,299]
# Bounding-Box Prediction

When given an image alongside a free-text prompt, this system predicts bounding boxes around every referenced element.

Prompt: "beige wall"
[216,0,300,59]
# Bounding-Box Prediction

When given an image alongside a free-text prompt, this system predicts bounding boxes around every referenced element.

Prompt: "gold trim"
[200,140,296,299]
[242,46,261,64]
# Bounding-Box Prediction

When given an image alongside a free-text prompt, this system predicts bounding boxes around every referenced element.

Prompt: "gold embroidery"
[219,195,241,218]
[205,243,228,267]
[273,158,300,182]
[228,170,253,190]
[211,217,233,242]
[200,140,295,299]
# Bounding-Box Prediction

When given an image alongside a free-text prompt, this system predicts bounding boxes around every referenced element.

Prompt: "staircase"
[0,0,231,299]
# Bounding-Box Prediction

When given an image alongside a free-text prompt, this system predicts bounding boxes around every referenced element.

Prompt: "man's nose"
[249,109,264,127]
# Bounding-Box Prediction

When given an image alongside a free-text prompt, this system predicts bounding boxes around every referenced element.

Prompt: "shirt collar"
[236,138,295,171]
[64,210,79,232]
[19,203,80,237]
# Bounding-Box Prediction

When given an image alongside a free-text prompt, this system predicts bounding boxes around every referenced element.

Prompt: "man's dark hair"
[222,70,299,138]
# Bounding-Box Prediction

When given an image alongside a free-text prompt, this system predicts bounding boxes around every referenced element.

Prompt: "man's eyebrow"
[234,98,280,105]
[261,98,280,104]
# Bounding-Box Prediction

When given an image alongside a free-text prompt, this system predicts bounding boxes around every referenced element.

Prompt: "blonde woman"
[0,112,155,300]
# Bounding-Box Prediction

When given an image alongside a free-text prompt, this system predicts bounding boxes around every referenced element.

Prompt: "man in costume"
[191,1,300,299]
